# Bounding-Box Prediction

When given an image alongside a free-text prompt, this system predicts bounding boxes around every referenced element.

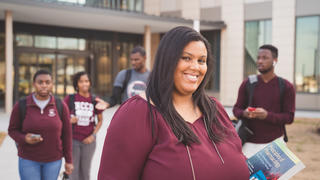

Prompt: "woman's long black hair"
[146,26,226,145]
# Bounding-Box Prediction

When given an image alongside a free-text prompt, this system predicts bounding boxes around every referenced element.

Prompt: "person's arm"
[8,103,28,145]
[106,86,122,108]
[60,101,73,174]
[255,83,295,125]
[98,98,156,180]
[232,80,250,119]
[82,111,103,144]
[63,95,77,124]
[106,70,127,108]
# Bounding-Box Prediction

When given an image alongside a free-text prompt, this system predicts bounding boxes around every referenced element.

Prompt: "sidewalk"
[0,106,319,179]
[0,106,117,179]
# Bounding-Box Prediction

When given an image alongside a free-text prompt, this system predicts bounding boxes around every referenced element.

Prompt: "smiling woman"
[98,26,250,180]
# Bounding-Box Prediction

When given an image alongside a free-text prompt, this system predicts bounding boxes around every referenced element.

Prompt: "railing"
[37,0,144,13]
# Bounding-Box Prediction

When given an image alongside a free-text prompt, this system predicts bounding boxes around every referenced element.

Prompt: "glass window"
[16,34,33,47]
[295,16,320,93]
[135,0,143,12]
[244,20,272,78]
[91,40,113,96]
[35,35,57,49]
[0,34,5,107]
[58,37,78,50]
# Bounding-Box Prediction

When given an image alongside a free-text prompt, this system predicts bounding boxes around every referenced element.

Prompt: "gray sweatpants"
[70,139,96,180]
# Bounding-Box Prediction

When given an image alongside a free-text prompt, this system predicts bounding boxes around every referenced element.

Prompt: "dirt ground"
[286,118,320,180]
[0,132,6,147]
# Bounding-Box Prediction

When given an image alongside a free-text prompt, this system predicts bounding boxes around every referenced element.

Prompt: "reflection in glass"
[0,34,5,107]
[18,53,37,97]
[16,34,33,47]
[244,20,272,78]
[35,35,56,49]
[92,40,112,96]
[295,16,320,93]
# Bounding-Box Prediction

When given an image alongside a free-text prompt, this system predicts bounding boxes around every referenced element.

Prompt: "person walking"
[8,69,73,180]
[233,44,296,158]
[64,71,104,180]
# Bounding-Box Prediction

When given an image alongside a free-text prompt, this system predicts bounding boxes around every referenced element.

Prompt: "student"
[98,26,249,180]
[233,44,296,158]
[64,71,103,180]
[8,69,73,180]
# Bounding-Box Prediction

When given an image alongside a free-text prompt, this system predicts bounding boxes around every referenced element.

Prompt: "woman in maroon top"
[98,26,249,180]
[64,71,104,180]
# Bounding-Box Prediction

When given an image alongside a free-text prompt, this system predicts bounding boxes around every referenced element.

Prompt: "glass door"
[15,51,89,100]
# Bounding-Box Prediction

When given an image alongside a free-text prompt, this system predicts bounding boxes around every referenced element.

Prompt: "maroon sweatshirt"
[98,96,249,180]
[8,94,72,163]
[233,75,295,143]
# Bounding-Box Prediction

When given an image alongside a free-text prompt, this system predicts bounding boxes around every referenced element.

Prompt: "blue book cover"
[247,139,305,180]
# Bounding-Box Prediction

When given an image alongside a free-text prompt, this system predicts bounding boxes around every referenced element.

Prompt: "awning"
[0,0,226,34]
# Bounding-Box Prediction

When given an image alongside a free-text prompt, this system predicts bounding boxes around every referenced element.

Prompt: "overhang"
[0,0,226,34]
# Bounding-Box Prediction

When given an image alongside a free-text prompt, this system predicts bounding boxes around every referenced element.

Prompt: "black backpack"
[245,75,288,142]
[18,96,63,129]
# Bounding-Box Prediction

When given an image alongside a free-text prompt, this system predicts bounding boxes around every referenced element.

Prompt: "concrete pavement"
[0,106,319,179]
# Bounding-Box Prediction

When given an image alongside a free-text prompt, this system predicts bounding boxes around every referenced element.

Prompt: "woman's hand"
[82,135,95,144]
[70,115,78,124]
[65,163,74,175]
[25,133,43,144]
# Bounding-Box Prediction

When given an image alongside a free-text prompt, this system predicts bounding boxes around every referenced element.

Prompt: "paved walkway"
[0,106,319,179]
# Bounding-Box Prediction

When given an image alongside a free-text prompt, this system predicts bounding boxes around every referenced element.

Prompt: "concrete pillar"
[144,25,152,70]
[5,10,13,114]
[193,20,200,32]
[151,33,160,69]
[272,0,296,83]
[220,0,245,106]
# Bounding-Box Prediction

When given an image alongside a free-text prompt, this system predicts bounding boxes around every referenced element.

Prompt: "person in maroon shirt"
[233,44,296,158]
[64,71,104,180]
[8,69,73,180]
[98,26,249,180]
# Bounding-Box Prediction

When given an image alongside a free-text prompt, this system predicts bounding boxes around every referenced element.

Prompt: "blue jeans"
[19,157,62,180]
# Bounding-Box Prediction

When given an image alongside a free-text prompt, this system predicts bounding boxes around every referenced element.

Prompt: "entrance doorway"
[14,49,91,102]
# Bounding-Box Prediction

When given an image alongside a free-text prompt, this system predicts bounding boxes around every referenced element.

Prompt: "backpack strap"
[246,75,258,106]
[54,96,63,121]
[120,69,132,95]
[18,98,27,130]
[68,94,75,114]
[277,77,288,142]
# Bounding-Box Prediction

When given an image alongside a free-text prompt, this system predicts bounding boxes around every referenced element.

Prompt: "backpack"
[246,75,288,142]
[121,69,132,95]
[19,96,63,129]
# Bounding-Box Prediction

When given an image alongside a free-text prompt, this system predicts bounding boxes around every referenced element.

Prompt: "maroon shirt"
[8,94,72,163]
[233,75,296,143]
[98,96,249,180]
[64,94,103,141]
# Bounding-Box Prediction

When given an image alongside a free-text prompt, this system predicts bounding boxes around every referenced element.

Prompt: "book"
[247,139,305,180]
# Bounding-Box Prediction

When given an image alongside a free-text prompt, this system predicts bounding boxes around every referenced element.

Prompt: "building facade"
[1,0,320,112]
[0,0,224,113]
[160,0,320,110]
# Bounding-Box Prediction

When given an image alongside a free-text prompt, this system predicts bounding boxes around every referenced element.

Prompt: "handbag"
[232,119,254,145]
